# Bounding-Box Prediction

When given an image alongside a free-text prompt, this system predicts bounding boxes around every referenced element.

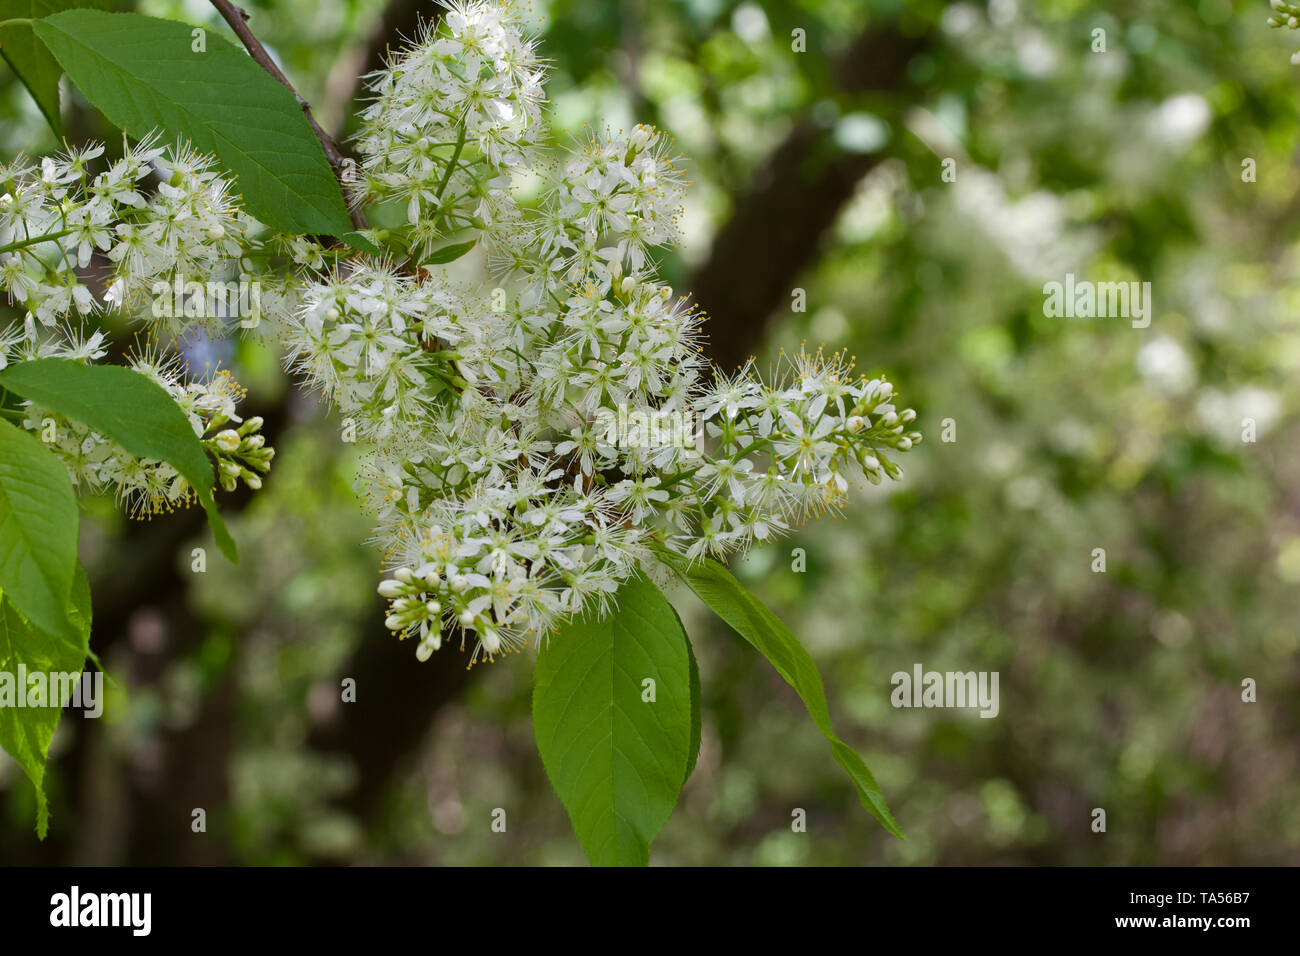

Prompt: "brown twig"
[208,0,367,231]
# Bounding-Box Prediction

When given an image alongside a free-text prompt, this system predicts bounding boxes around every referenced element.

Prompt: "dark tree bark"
[687,26,932,373]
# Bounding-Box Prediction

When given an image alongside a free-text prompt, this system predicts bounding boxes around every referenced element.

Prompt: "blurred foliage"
[2,0,1299,865]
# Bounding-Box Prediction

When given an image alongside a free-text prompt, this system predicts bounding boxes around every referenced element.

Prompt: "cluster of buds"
[206,416,275,492]
[377,567,447,661]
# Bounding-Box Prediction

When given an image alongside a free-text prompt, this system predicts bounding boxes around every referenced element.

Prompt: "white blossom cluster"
[0,0,920,666]
[354,0,546,259]
[0,135,250,328]
[0,137,268,516]
[277,0,922,664]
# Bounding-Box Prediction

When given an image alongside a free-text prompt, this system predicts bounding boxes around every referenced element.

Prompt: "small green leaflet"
[0,359,237,563]
[423,239,476,265]
[656,547,905,839]
[0,563,92,839]
[0,417,78,642]
[533,575,695,865]
[32,10,352,236]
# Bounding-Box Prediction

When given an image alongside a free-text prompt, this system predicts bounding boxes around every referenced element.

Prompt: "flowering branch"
[0,0,921,670]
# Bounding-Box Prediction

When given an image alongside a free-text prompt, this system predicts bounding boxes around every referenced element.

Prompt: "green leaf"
[0,358,237,563]
[656,548,904,839]
[0,417,78,641]
[423,239,477,265]
[0,0,117,134]
[0,562,92,838]
[32,10,352,236]
[533,574,694,865]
